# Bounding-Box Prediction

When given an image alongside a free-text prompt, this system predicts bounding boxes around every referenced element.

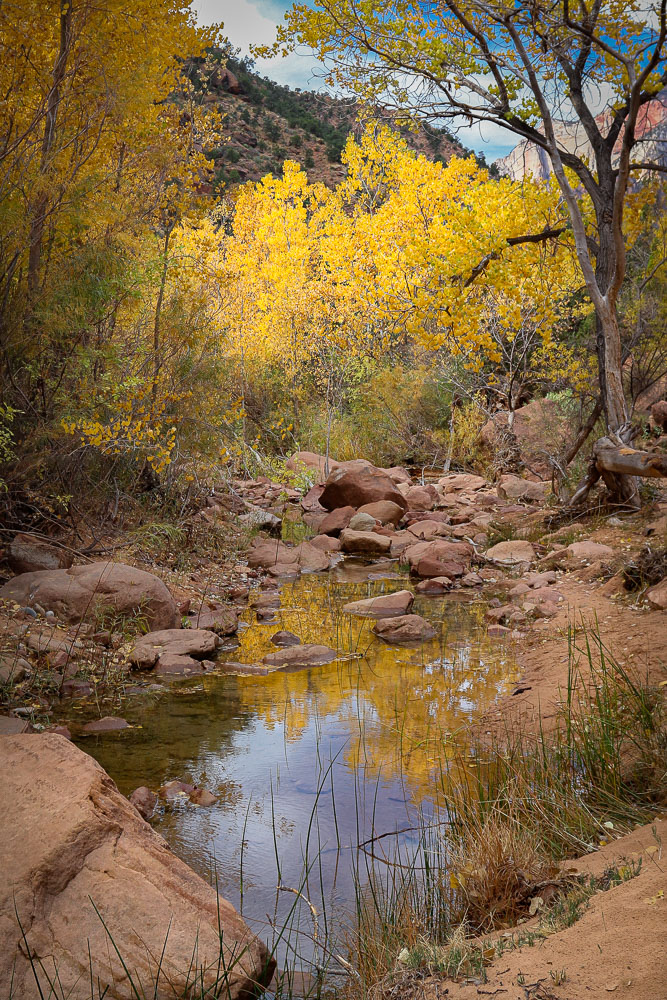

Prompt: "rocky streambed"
[3,452,663,997]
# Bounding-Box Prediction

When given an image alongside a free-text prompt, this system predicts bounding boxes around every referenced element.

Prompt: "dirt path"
[441,817,667,1000]
[484,575,667,735]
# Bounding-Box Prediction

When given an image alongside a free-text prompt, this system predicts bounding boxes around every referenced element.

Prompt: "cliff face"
[183,52,477,189]
[496,90,667,181]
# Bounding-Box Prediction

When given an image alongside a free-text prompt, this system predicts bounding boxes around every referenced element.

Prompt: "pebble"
[21,607,37,618]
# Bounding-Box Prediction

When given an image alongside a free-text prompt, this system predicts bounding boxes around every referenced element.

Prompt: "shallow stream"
[75,552,518,974]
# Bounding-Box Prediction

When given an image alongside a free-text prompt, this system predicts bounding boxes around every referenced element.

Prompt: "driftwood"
[569,426,666,509]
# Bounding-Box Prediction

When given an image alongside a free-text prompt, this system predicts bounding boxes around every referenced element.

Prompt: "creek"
[75,548,518,976]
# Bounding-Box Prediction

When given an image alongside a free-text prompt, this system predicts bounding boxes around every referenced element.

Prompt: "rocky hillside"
[184,50,482,189]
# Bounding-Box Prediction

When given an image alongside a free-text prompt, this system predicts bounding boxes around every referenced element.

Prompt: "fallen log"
[594,443,667,478]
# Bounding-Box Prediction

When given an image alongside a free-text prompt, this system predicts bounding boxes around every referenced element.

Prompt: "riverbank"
[0,455,665,998]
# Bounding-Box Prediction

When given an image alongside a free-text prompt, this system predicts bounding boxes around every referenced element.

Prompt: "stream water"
[74,550,518,976]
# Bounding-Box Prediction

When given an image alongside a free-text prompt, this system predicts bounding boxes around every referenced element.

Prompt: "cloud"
[192,0,279,52]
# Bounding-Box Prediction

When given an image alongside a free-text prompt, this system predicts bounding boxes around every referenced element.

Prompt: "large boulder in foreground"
[0,562,179,630]
[0,734,274,999]
[320,461,407,513]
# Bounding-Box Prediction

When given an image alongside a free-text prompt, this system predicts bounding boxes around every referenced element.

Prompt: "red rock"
[319,506,356,536]
[262,644,338,669]
[8,533,73,574]
[320,462,407,512]
[438,473,487,492]
[270,630,301,647]
[415,577,452,594]
[82,716,129,733]
[0,562,179,631]
[404,485,439,511]
[1,735,273,997]
[486,540,536,566]
[343,590,414,617]
[357,501,404,525]
[372,614,437,643]
[309,533,341,552]
[129,786,157,820]
[646,578,667,610]
[340,529,392,555]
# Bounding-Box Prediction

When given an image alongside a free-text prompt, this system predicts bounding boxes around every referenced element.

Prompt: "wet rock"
[262,644,338,669]
[45,724,72,740]
[266,563,301,579]
[486,540,536,566]
[357,500,404,525]
[372,614,437,644]
[158,779,195,800]
[186,604,238,635]
[252,592,280,609]
[129,628,222,675]
[415,577,452,594]
[309,534,341,552]
[319,505,356,536]
[461,571,484,586]
[270,630,301,647]
[340,529,392,555]
[129,786,158,821]
[189,787,217,807]
[404,539,473,578]
[60,679,94,699]
[294,540,331,572]
[646,578,667,610]
[342,589,414,617]
[8,533,73,575]
[0,563,179,631]
[82,716,129,733]
[255,609,277,623]
[348,511,377,531]
[488,624,511,637]
[320,461,407,513]
[218,661,270,676]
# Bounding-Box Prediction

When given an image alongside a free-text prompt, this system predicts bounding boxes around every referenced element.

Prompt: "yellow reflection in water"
[213,566,518,804]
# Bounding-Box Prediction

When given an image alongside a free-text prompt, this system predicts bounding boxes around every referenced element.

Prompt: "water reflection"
[77,561,518,969]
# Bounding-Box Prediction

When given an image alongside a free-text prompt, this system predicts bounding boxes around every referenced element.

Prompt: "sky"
[191,0,518,161]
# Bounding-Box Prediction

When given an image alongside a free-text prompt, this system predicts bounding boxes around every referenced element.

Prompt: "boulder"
[348,511,378,531]
[481,399,569,476]
[287,451,340,482]
[438,473,487,493]
[415,577,452,594]
[319,505,356,536]
[0,563,179,631]
[340,529,392,555]
[404,484,439,511]
[309,533,341,552]
[247,539,297,569]
[129,628,222,674]
[320,462,407,513]
[646,578,667,610]
[486,540,537,566]
[406,519,451,541]
[8,533,73,574]
[404,539,473,579]
[342,589,414,617]
[650,400,667,432]
[185,604,238,635]
[0,715,33,735]
[0,734,273,998]
[270,630,301,647]
[82,716,129,733]
[262,644,338,669]
[497,475,550,503]
[382,466,412,485]
[294,540,331,572]
[372,614,437,643]
[129,786,157,821]
[565,541,615,566]
[239,504,281,535]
